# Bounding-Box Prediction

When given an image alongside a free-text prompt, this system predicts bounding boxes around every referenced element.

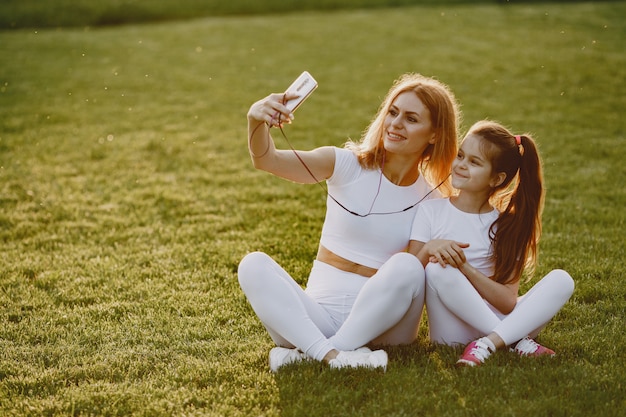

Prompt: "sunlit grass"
[0,2,624,416]
[1,0,499,29]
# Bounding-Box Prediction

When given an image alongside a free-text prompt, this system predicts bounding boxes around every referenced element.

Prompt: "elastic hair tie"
[514,135,524,156]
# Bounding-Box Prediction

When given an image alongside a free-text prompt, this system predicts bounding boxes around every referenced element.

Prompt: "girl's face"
[452,134,502,192]
[382,91,436,157]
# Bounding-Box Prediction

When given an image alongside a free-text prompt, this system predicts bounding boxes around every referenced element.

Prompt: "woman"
[409,120,574,366]
[239,73,460,371]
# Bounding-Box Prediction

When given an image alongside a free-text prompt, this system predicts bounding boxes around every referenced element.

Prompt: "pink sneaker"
[511,337,555,357]
[456,339,493,367]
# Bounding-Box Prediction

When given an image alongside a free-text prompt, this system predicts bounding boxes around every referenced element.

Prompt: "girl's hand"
[425,239,469,268]
[247,93,298,128]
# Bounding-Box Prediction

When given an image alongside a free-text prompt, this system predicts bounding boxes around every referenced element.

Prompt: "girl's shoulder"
[419,197,451,209]
[416,197,450,217]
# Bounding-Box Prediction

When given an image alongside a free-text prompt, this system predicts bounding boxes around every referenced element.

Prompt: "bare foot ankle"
[323,349,339,363]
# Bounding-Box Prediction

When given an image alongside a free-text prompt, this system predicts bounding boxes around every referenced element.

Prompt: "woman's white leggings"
[238,251,425,361]
[425,263,575,346]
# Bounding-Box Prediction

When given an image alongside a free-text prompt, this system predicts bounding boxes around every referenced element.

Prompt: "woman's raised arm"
[247,93,335,184]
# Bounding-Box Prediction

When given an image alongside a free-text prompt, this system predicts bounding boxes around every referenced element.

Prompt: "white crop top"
[319,147,440,269]
[410,198,500,276]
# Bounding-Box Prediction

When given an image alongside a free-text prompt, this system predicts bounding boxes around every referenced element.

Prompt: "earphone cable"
[276,122,447,217]
[248,114,446,217]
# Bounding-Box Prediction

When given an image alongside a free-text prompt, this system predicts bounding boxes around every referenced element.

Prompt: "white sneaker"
[269,347,306,372]
[328,348,388,371]
[510,337,555,357]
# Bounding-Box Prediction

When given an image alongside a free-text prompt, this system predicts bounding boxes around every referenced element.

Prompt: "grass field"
[0,0,593,30]
[1,1,625,416]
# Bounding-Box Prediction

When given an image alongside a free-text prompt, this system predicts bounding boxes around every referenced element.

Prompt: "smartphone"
[283,71,318,113]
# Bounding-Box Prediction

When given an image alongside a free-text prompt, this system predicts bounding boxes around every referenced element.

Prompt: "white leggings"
[425,263,575,346]
[238,251,425,361]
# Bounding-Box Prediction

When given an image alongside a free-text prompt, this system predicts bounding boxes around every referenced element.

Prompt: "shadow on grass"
[272,342,459,417]
[271,339,616,417]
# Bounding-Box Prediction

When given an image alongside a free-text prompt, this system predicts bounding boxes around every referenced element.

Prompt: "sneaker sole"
[269,348,305,372]
[456,359,479,367]
[329,350,388,371]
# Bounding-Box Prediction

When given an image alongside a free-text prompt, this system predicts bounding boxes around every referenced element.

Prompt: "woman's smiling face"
[382,91,436,157]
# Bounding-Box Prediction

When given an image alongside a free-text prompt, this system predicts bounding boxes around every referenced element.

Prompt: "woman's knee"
[237,251,272,290]
[386,252,423,273]
[383,252,425,288]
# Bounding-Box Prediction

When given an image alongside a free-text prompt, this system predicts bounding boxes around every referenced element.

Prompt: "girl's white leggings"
[424,263,575,346]
[238,251,425,361]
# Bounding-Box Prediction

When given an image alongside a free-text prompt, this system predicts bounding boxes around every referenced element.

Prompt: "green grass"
[1,1,625,416]
[0,0,486,30]
[0,0,613,30]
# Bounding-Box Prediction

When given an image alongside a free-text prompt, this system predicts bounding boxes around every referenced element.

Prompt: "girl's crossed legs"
[424,262,574,347]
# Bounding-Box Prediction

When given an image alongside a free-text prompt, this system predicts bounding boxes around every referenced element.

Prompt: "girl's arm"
[408,239,469,268]
[407,240,428,265]
[457,263,519,314]
[408,239,519,314]
[247,93,335,183]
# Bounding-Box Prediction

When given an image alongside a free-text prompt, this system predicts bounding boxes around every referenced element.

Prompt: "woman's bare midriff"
[316,245,378,278]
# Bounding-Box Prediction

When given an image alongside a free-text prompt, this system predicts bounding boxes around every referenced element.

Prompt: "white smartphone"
[283,71,318,113]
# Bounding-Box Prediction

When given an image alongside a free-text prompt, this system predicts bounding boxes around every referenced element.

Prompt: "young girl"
[239,73,460,371]
[408,120,575,366]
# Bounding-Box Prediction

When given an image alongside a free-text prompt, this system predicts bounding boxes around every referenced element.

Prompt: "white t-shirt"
[410,198,499,276]
[319,147,440,269]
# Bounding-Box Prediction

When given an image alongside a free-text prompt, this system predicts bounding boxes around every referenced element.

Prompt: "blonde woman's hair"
[345,73,461,195]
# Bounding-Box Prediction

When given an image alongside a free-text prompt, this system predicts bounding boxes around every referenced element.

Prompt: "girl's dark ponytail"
[498,135,544,283]
[467,121,544,284]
